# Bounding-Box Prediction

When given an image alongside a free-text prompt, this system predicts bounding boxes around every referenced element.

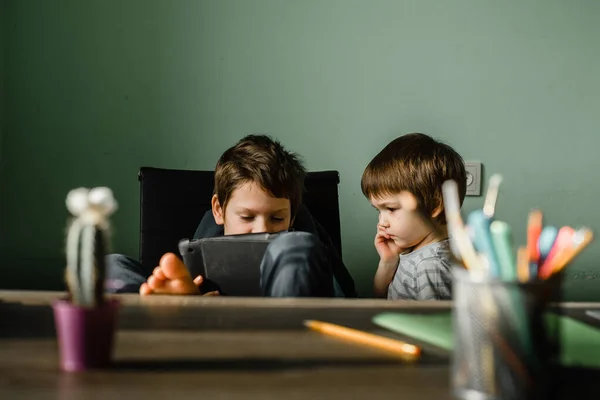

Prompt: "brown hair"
[361,133,466,225]
[214,134,306,218]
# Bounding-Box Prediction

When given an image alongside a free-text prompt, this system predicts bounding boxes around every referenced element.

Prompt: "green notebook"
[373,312,600,368]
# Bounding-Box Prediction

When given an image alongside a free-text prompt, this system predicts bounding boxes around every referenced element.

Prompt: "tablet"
[178,231,285,296]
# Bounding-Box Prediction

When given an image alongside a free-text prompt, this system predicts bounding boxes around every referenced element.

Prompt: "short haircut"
[214,134,307,218]
[361,133,466,225]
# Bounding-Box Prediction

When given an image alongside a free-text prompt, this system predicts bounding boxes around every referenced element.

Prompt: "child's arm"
[373,260,399,297]
[373,228,404,298]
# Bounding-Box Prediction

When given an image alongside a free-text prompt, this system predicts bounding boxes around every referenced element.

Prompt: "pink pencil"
[537,226,575,279]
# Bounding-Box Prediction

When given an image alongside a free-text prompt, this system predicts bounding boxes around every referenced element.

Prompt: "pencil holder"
[451,268,562,400]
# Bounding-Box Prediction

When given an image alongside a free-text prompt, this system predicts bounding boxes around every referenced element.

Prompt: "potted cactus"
[52,187,120,372]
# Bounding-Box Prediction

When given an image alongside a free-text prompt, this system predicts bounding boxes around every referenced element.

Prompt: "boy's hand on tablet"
[192,275,220,296]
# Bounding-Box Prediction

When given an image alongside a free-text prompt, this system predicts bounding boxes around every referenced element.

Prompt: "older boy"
[107,134,357,298]
[361,133,466,300]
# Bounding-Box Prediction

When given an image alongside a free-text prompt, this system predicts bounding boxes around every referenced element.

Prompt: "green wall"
[0,0,4,164]
[1,0,599,299]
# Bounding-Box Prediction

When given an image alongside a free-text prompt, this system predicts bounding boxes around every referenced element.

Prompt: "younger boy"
[107,134,357,298]
[360,133,466,300]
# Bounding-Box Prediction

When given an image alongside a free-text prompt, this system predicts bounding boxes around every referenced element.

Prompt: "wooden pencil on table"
[304,320,421,361]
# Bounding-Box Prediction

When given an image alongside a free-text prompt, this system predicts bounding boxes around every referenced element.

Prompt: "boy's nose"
[252,219,270,233]
[378,214,390,228]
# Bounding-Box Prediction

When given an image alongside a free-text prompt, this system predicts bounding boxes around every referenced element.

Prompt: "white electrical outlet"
[464,162,482,196]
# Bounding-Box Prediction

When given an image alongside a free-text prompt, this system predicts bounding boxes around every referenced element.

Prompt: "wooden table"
[1,291,599,399]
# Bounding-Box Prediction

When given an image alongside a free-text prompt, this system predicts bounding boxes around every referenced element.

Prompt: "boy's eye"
[241,216,254,221]
[387,207,397,213]
[271,217,285,222]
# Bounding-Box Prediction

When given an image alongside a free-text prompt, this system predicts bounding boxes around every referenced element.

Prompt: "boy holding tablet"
[107,134,357,298]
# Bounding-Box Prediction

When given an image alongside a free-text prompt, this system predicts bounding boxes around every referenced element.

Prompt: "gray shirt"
[387,239,453,300]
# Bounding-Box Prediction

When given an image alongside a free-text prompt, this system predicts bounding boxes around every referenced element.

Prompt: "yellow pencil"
[303,320,421,361]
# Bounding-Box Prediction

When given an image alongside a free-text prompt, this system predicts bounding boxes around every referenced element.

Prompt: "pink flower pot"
[52,298,120,372]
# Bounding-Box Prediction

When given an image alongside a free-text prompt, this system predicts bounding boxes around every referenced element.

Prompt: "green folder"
[373,312,600,368]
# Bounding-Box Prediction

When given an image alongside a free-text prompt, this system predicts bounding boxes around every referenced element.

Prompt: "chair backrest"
[138,167,342,271]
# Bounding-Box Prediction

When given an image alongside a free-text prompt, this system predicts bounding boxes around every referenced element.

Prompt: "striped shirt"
[387,239,453,300]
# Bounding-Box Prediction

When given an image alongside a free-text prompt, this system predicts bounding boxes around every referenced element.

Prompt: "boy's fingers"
[193,275,204,286]
[375,233,391,242]
[203,291,220,296]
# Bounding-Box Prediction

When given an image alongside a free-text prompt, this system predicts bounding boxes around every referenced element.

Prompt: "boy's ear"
[431,200,444,219]
[211,194,225,225]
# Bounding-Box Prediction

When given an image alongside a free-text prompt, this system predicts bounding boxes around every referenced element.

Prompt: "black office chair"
[138,167,343,272]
